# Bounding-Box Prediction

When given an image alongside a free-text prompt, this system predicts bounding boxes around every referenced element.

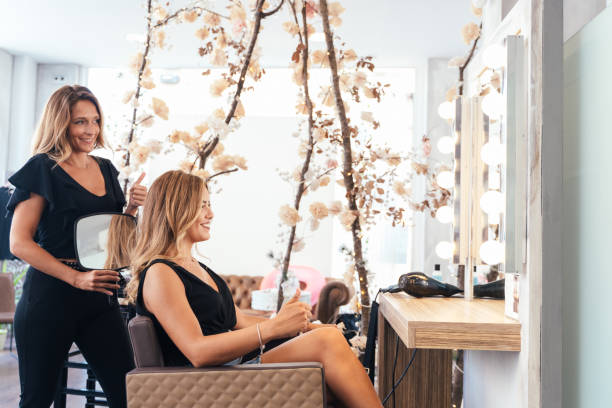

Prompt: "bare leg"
[262,327,382,408]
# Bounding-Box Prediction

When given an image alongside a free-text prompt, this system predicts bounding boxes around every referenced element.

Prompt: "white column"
[0,49,13,184]
[8,55,37,174]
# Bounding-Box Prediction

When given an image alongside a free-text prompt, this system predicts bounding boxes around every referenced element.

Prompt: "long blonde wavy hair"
[126,170,206,303]
[32,85,108,163]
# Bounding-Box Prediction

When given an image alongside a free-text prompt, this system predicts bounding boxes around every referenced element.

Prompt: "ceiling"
[0,0,476,68]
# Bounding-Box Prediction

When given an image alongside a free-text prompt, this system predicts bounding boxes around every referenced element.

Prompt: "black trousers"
[14,267,134,408]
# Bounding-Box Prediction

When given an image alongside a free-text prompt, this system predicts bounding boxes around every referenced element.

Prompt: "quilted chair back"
[221,275,263,310]
[128,315,165,367]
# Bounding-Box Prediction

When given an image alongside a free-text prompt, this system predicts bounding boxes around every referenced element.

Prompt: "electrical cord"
[391,334,399,408]
[382,344,418,406]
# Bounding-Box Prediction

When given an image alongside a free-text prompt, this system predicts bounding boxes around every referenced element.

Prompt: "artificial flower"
[194,122,209,136]
[279,205,302,227]
[195,27,210,41]
[203,12,221,27]
[461,22,480,44]
[328,2,345,17]
[154,30,166,48]
[151,97,169,120]
[211,49,227,66]
[193,169,210,180]
[343,49,358,62]
[210,78,230,97]
[138,114,154,128]
[283,21,300,36]
[183,9,199,23]
[309,202,329,220]
[179,160,193,173]
[393,181,411,197]
[153,5,168,21]
[309,218,320,231]
[448,56,467,67]
[339,210,357,230]
[353,71,367,87]
[292,238,305,252]
[446,86,457,102]
[211,142,225,157]
[361,111,374,123]
[140,78,155,89]
[235,100,245,118]
[122,90,135,104]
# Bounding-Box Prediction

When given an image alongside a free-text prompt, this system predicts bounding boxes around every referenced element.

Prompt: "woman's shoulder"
[20,153,54,171]
[141,260,187,294]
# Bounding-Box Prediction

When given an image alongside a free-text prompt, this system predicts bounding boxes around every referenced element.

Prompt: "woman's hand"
[266,289,312,339]
[126,172,147,216]
[72,269,120,295]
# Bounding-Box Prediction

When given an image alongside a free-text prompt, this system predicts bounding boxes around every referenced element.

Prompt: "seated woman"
[127,170,382,408]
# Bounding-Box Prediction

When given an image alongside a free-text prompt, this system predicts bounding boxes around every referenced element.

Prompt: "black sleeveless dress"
[136,259,246,366]
[137,260,296,367]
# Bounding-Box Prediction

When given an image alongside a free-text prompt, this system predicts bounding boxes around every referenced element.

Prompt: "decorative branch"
[123,0,154,194]
[262,0,286,17]
[320,0,372,330]
[458,22,482,95]
[153,6,229,29]
[276,0,316,311]
[206,167,239,182]
[199,0,278,169]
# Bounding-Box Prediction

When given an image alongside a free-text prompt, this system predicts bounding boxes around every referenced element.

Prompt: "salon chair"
[126,315,333,408]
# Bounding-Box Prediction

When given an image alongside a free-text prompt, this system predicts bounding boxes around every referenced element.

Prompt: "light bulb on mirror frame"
[479,240,505,265]
[437,136,455,155]
[438,101,455,120]
[480,141,505,166]
[480,190,504,216]
[435,205,453,224]
[481,90,505,119]
[483,44,507,69]
[436,171,454,190]
[435,241,454,260]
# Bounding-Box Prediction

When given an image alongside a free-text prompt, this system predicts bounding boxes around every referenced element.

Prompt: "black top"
[6,153,126,259]
[136,259,238,367]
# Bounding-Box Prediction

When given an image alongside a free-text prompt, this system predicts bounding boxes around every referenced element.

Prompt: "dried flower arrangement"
[117,0,285,188]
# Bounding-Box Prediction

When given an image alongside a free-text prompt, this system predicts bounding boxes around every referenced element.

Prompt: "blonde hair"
[104,214,137,270]
[126,170,206,303]
[32,85,107,163]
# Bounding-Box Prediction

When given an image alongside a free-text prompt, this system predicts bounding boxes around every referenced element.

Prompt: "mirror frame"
[73,211,137,271]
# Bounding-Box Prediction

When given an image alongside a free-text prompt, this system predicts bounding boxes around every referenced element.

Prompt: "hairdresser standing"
[7,85,146,407]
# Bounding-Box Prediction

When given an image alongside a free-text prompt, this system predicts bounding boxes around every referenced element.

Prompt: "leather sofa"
[220,274,352,324]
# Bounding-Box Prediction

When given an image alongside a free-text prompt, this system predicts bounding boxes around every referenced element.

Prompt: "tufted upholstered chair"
[126,315,331,408]
[221,275,352,324]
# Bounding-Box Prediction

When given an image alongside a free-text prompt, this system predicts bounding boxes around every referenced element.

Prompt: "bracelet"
[256,323,266,356]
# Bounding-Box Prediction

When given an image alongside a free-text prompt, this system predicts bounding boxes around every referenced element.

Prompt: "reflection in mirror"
[75,213,137,270]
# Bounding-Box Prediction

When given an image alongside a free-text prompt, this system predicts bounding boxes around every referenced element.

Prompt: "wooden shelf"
[379,292,521,351]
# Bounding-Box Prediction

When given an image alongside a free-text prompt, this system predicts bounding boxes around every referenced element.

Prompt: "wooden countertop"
[379,292,521,351]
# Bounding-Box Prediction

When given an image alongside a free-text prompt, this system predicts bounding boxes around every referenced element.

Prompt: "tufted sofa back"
[221,275,263,310]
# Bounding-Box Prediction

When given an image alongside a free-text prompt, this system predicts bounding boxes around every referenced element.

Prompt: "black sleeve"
[6,154,55,213]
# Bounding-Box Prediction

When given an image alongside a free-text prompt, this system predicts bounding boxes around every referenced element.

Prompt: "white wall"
[563,0,606,41]
[0,49,13,184]
[563,7,612,407]
[36,64,83,120]
[8,55,37,174]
